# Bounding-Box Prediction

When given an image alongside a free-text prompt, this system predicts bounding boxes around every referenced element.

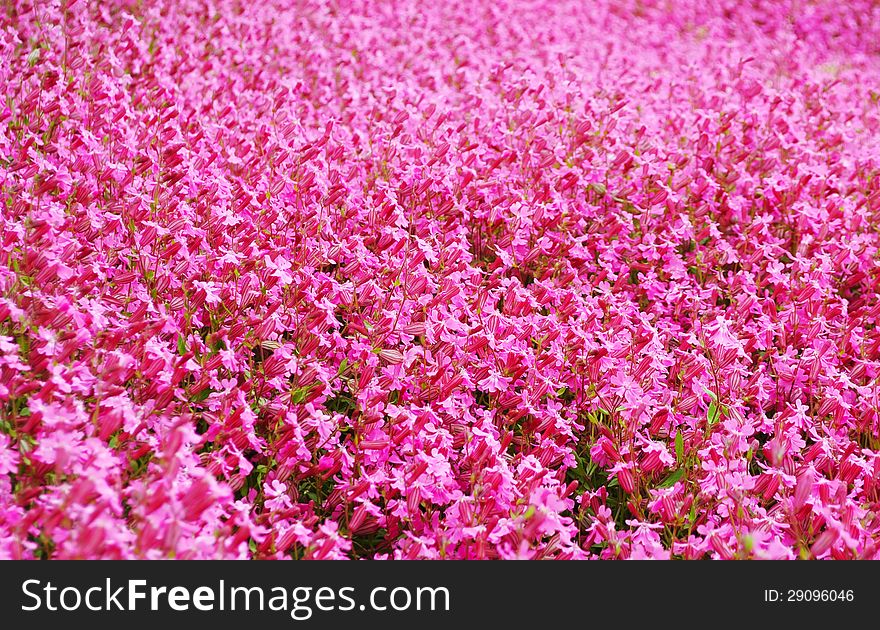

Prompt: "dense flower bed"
[1,0,879,559]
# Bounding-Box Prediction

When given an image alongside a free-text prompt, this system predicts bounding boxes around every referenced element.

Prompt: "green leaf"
[658,468,685,488]
[191,387,213,402]
[675,428,684,463]
[707,402,720,425]
[291,383,317,404]
[177,334,187,355]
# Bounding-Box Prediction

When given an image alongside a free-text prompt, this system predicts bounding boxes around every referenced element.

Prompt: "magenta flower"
[0,0,878,560]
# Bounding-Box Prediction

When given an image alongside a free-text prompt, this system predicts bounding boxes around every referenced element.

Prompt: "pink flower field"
[2,0,880,560]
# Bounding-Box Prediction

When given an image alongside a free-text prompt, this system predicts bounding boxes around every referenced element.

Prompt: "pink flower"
[3,0,879,561]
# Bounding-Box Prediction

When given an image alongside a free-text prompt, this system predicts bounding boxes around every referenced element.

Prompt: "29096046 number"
[764,589,854,603]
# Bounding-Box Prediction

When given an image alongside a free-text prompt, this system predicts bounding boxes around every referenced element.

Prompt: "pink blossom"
[1,0,879,560]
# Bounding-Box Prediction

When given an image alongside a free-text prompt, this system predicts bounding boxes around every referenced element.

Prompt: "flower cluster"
[1,0,879,559]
